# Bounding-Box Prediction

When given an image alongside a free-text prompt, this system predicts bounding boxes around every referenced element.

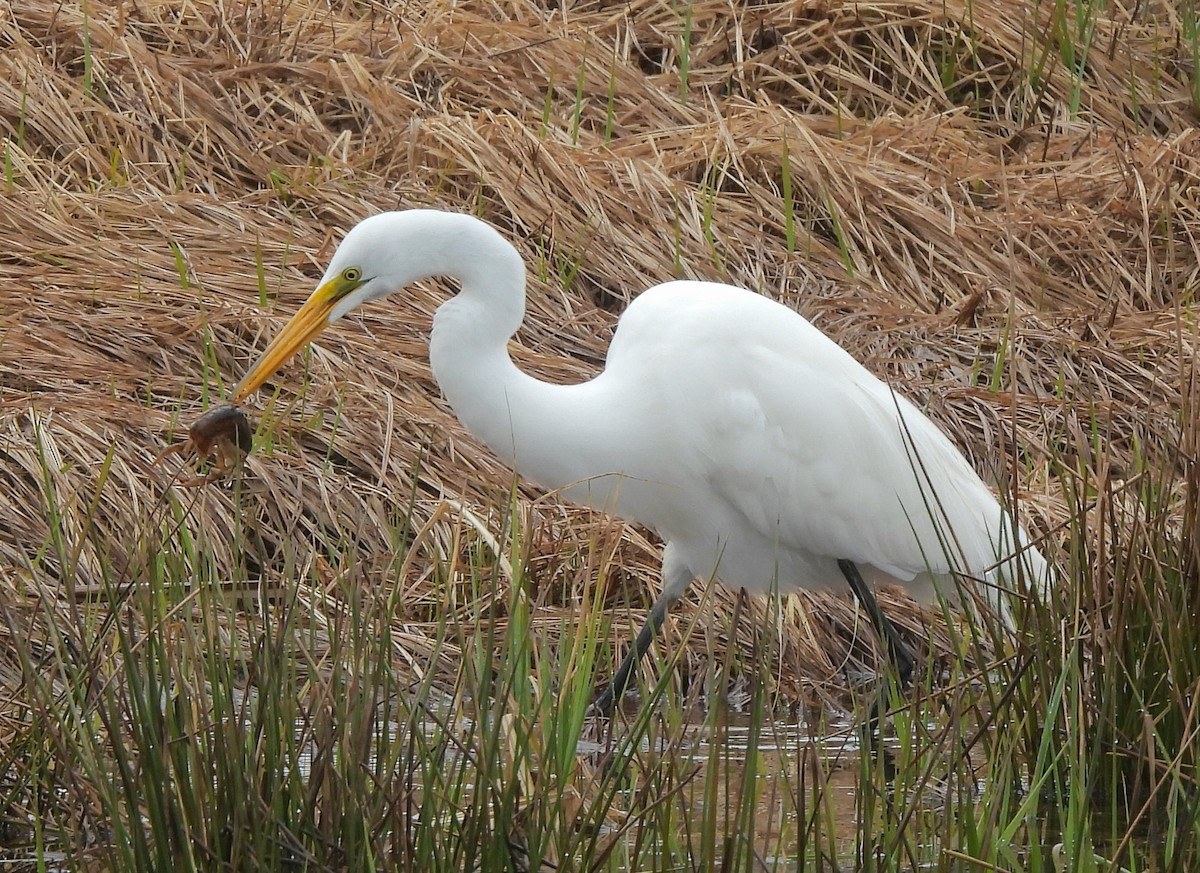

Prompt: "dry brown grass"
[1,0,1197,706]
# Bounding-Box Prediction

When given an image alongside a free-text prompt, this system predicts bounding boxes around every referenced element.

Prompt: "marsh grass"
[2,0,1200,869]
[2,428,1198,871]
[0,475,826,871]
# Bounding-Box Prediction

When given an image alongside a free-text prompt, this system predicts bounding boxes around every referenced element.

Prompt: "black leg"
[591,593,673,715]
[591,548,693,717]
[838,559,916,746]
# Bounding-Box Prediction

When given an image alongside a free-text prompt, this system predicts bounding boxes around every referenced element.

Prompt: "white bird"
[230,209,1051,721]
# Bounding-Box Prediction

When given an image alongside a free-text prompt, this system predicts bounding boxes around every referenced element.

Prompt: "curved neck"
[414,214,640,518]
[426,217,547,471]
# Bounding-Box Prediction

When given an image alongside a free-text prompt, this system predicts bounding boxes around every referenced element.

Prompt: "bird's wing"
[704,349,1004,581]
[612,282,1015,583]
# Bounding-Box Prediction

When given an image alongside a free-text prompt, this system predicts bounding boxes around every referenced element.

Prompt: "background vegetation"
[0,0,1197,870]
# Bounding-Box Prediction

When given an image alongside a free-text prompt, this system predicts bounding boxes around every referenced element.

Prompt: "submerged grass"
[1,0,1199,869]
[2,425,1199,870]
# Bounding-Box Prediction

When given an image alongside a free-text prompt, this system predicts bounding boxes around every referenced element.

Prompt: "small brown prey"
[153,404,253,486]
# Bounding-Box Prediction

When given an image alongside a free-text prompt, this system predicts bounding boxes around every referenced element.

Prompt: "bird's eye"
[342,267,362,282]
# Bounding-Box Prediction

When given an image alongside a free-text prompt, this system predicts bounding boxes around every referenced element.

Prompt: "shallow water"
[574,699,996,869]
[0,691,979,871]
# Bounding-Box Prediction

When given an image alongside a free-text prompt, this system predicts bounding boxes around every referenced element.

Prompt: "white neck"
[424,215,591,487]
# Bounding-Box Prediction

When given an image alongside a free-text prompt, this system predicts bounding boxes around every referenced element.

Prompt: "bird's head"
[230,211,441,404]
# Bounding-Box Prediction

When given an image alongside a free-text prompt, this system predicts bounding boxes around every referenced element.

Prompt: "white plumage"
[232,209,1051,711]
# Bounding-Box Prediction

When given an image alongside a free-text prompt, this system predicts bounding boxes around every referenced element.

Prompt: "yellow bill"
[230,273,356,404]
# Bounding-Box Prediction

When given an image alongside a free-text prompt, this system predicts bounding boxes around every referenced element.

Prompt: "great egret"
[229,209,1051,720]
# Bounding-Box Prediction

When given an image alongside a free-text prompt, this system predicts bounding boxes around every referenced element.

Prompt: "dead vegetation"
[0,0,1197,706]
